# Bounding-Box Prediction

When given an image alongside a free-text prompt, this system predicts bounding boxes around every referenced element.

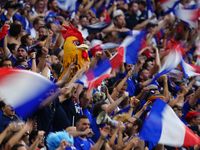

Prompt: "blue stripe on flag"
[93,58,111,78]
[139,98,166,142]
[180,60,189,79]
[125,30,147,65]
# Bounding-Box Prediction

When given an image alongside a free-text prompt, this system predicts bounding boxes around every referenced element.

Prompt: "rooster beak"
[76,44,89,50]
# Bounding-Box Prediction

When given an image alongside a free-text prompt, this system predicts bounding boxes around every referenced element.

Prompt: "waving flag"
[57,0,77,11]
[140,98,200,147]
[154,45,183,80]
[0,68,58,118]
[180,59,200,78]
[82,15,111,32]
[147,0,157,23]
[160,0,181,13]
[117,30,148,65]
[89,40,119,57]
[77,55,122,89]
[173,7,199,28]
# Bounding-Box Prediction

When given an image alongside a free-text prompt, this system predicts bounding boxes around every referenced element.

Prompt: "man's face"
[51,55,59,65]
[125,117,136,135]
[90,18,97,25]
[78,118,90,132]
[115,15,126,28]
[2,104,15,117]
[88,98,93,109]
[147,61,154,70]
[39,28,47,39]
[119,85,127,97]
[51,0,58,12]
[159,48,165,57]
[125,64,133,72]
[141,69,150,81]
[131,3,138,15]
[80,17,87,26]
[173,107,182,118]
[50,23,57,35]
[17,48,27,60]
[36,1,45,12]
[26,35,33,46]
[74,15,80,24]
[37,20,45,31]
[186,93,194,101]
[2,60,12,68]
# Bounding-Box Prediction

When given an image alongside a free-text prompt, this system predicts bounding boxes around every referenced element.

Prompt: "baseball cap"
[113,9,123,19]
[18,45,28,52]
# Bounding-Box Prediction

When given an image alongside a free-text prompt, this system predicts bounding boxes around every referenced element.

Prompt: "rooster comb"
[61,24,84,44]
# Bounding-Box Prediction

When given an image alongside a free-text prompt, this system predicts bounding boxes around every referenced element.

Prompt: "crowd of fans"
[0,0,200,150]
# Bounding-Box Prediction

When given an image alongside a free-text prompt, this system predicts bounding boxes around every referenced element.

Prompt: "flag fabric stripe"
[93,59,111,78]
[139,98,200,147]
[173,8,199,28]
[120,30,147,65]
[139,99,163,142]
[180,59,200,78]
[0,68,57,118]
[147,0,157,23]
[159,101,185,146]
[154,47,182,80]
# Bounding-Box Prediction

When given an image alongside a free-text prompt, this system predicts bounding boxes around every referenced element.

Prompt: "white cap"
[113,9,123,18]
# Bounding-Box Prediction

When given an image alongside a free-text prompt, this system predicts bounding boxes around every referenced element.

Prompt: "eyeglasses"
[126,120,135,125]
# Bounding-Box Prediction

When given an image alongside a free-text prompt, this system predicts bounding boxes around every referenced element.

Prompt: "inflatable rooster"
[59,24,90,80]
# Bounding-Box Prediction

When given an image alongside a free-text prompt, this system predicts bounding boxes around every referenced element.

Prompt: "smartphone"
[75,54,78,65]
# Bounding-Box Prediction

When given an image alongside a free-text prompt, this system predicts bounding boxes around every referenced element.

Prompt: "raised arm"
[111,70,132,100]
[106,92,128,116]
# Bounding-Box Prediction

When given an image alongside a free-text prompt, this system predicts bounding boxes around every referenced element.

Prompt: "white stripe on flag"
[159,104,185,146]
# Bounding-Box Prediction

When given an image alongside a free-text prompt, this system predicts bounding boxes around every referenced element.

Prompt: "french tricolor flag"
[140,98,200,147]
[173,6,199,28]
[154,45,183,80]
[147,0,157,23]
[117,30,147,65]
[180,59,200,78]
[0,68,58,119]
[77,54,123,89]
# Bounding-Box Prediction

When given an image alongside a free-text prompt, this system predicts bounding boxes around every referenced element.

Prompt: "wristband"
[100,136,107,142]
[43,55,48,58]
[130,105,135,109]
[31,58,35,60]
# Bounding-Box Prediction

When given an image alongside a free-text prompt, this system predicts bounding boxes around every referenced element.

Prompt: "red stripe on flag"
[182,125,200,147]
[88,74,109,89]
[110,46,124,69]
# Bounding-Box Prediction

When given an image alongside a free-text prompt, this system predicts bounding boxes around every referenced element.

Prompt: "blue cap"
[18,45,28,52]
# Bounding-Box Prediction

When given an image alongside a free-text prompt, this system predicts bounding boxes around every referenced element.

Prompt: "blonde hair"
[113,113,130,123]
